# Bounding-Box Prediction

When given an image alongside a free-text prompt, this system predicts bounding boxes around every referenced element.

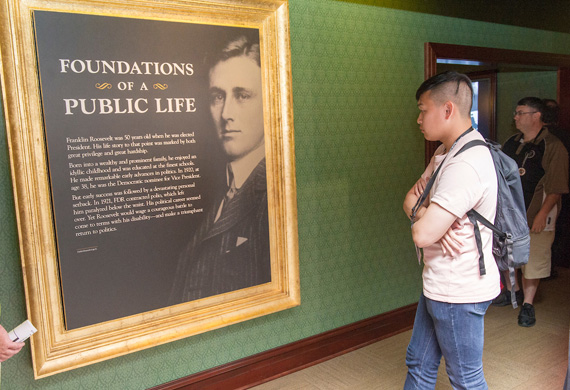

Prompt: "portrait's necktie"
[214,165,237,223]
[225,165,237,203]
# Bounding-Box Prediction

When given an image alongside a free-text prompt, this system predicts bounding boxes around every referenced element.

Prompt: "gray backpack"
[456,139,530,308]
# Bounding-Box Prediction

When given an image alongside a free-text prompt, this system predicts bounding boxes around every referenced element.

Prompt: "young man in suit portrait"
[170,30,271,303]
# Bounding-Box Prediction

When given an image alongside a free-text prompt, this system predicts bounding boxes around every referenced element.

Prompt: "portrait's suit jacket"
[170,159,271,303]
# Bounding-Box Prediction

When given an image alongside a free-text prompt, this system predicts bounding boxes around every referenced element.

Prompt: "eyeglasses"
[513,111,538,117]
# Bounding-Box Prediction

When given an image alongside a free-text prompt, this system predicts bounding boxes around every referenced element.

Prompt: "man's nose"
[221,96,236,121]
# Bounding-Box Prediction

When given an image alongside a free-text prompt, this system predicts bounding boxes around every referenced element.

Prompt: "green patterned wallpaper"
[1,1,570,388]
[339,0,570,34]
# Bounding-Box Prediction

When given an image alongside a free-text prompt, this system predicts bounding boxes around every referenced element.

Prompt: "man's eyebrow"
[209,86,224,94]
[233,86,254,95]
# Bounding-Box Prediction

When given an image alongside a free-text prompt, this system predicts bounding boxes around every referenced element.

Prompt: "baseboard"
[151,303,417,390]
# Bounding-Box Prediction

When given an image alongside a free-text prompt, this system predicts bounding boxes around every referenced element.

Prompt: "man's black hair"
[517,97,545,119]
[204,29,260,71]
[415,71,474,101]
[415,71,474,116]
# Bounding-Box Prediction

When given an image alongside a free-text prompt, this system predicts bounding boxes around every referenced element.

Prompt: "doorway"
[424,42,570,164]
[424,42,570,268]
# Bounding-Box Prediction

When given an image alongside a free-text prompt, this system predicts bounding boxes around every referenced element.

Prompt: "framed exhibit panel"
[0,0,298,378]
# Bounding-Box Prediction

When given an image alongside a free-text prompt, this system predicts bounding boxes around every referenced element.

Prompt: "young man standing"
[499,97,569,327]
[403,71,500,389]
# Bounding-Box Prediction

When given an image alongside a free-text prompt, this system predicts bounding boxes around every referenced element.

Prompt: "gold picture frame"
[0,0,298,378]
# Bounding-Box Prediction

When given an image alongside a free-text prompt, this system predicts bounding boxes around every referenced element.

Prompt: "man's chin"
[222,145,244,161]
[221,139,265,162]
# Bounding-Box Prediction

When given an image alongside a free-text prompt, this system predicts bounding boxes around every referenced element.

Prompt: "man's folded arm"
[411,202,457,248]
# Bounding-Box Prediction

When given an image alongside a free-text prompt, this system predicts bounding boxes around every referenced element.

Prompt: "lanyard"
[518,127,544,177]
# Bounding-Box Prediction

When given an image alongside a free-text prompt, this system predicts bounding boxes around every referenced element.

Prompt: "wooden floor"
[253,267,570,390]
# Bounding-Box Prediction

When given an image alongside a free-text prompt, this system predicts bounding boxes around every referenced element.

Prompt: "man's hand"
[439,221,465,256]
[411,202,458,248]
[0,325,24,362]
[530,211,547,233]
[531,193,561,233]
[413,176,428,198]
[404,176,430,220]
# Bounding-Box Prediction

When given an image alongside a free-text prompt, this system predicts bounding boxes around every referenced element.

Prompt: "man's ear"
[443,101,453,119]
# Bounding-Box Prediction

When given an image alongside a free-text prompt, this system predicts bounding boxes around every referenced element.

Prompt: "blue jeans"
[404,293,491,390]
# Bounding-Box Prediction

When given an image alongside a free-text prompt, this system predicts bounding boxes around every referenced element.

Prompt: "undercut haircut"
[517,97,545,121]
[416,71,474,117]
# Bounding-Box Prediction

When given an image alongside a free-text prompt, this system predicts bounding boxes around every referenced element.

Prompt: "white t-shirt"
[420,130,500,303]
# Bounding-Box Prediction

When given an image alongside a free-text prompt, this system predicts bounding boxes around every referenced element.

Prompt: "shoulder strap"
[455,139,488,156]
[449,139,495,277]
[467,210,486,276]
[455,141,506,236]
[462,142,491,277]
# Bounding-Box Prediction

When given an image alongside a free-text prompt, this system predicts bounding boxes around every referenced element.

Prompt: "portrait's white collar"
[227,144,265,189]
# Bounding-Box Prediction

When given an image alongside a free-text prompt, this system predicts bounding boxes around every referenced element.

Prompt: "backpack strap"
[456,140,505,277]
[456,140,490,277]
[468,209,506,239]
[456,139,488,156]
[467,209,508,278]
[467,210,486,276]
[504,235,518,308]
